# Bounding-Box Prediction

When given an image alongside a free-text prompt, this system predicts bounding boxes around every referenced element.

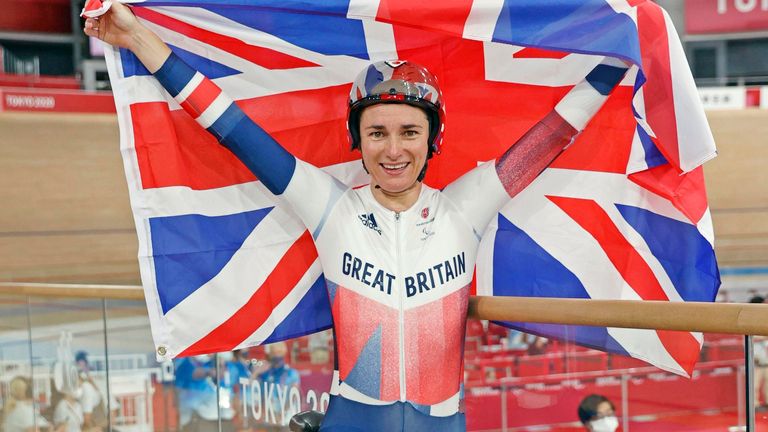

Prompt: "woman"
[52,387,84,432]
[2,376,52,432]
[85,4,626,430]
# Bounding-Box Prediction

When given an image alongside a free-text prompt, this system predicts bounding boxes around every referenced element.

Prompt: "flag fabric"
[102,0,719,375]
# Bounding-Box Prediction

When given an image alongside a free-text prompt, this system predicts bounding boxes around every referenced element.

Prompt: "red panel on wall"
[0,73,80,89]
[686,0,768,34]
[0,0,71,33]
[0,88,115,113]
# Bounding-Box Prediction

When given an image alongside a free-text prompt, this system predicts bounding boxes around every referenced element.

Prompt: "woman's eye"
[369,131,383,138]
[404,130,418,137]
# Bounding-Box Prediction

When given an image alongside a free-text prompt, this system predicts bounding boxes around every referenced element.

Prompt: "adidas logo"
[358,213,382,235]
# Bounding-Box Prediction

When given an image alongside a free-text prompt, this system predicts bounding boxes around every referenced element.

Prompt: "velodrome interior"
[1,109,767,431]
[1,109,765,290]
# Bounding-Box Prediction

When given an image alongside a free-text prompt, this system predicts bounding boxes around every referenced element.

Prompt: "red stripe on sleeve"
[179,77,222,118]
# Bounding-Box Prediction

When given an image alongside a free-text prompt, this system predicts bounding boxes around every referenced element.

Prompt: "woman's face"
[359,103,429,194]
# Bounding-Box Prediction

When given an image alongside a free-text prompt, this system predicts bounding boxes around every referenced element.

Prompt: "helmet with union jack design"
[347,60,445,159]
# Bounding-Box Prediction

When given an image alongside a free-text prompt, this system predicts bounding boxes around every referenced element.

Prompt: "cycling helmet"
[347,60,445,159]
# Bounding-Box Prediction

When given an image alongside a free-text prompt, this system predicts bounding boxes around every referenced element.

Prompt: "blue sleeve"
[153,53,296,195]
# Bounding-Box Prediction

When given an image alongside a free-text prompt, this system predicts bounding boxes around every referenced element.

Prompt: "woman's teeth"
[382,162,408,170]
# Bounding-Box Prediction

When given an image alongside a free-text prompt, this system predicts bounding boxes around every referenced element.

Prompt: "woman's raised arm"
[84,3,345,232]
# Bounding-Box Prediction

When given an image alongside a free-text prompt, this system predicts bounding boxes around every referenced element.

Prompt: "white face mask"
[590,415,619,432]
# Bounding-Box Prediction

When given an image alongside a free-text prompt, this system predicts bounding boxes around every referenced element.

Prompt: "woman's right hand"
[83,1,172,73]
[83,1,143,50]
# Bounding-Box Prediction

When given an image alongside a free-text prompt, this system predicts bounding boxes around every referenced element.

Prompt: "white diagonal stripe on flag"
[235,258,324,349]
[134,160,366,219]
[463,0,506,41]
[607,327,686,375]
[162,205,305,355]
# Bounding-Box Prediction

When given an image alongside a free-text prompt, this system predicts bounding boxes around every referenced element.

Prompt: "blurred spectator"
[52,386,84,432]
[527,336,549,356]
[220,349,255,428]
[259,342,300,429]
[222,349,255,390]
[2,376,52,432]
[174,354,233,432]
[73,351,108,430]
[505,329,529,350]
[74,352,90,375]
[577,394,618,432]
[506,329,545,351]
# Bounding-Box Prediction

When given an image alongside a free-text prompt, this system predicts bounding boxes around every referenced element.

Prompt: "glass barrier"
[0,295,39,431]
[26,296,109,432]
[0,294,763,431]
[463,322,748,431]
[102,297,336,432]
[104,298,168,431]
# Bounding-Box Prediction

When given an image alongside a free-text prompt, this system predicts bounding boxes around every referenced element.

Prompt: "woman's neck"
[370,181,422,213]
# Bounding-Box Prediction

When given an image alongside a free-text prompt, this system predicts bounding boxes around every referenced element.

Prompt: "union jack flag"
[100,0,719,375]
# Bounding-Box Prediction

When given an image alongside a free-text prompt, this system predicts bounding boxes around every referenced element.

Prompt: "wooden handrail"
[0,282,144,300]
[2,283,766,336]
[468,296,768,336]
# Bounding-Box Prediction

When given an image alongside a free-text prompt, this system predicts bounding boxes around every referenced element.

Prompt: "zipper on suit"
[395,211,406,402]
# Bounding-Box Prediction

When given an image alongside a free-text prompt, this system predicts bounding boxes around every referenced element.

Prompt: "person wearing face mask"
[73,351,109,431]
[577,394,619,432]
[221,350,256,425]
[173,354,219,431]
[258,342,301,429]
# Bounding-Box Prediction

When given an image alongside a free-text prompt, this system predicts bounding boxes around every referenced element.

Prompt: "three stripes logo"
[358,213,382,235]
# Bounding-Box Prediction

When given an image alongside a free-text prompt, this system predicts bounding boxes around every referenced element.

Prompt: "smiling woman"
[360,104,430,211]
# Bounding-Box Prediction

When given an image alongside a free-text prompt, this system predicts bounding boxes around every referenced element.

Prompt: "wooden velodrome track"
[0,110,766,286]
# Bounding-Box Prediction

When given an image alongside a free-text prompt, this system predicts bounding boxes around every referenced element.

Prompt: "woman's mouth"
[381,162,409,174]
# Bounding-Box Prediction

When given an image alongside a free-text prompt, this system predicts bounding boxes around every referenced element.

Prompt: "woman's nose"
[385,137,402,157]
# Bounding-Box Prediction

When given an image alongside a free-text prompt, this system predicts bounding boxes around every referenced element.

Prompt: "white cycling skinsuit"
[152,52,627,431]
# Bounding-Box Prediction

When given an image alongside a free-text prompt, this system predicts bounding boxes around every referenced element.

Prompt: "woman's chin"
[374,179,418,195]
